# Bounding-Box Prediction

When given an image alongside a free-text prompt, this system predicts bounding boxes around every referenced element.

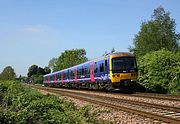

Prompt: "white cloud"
[23,24,47,33]
[24,27,42,32]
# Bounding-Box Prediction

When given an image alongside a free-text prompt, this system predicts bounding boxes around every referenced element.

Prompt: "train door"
[104,59,108,73]
[67,70,70,81]
[54,74,57,85]
[48,76,50,85]
[61,72,64,85]
[74,68,77,82]
[90,62,95,82]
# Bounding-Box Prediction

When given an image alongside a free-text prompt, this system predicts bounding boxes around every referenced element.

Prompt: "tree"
[138,49,180,94]
[44,66,51,74]
[130,6,179,57]
[53,49,88,71]
[48,57,57,71]
[27,65,38,77]
[27,65,50,84]
[37,67,45,75]
[32,74,44,84]
[0,66,16,80]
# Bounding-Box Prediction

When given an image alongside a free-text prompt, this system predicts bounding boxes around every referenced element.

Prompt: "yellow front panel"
[110,73,138,83]
[109,54,138,83]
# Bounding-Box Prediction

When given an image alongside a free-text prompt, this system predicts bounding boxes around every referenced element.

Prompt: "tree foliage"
[37,67,45,75]
[0,66,16,80]
[48,57,57,71]
[27,65,50,77]
[138,49,180,94]
[130,6,179,57]
[44,66,51,74]
[27,65,38,77]
[53,49,88,72]
[27,65,50,84]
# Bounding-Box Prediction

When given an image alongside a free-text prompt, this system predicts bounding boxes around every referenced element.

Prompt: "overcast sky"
[0,0,179,76]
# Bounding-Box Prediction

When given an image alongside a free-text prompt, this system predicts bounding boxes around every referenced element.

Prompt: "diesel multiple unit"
[43,52,138,91]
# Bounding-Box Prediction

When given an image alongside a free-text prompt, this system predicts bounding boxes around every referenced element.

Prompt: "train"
[43,52,138,91]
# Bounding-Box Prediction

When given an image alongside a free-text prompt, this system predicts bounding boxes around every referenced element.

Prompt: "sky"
[0,0,179,76]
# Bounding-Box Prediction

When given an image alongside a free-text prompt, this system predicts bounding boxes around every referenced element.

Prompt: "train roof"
[109,52,134,57]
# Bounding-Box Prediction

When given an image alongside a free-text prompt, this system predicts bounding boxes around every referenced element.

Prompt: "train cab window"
[100,63,104,72]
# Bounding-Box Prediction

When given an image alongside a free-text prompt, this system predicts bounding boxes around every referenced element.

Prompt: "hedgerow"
[0,81,100,124]
[137,49,180,94]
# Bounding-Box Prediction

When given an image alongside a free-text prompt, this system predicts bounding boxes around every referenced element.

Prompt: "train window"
[64,72,66,79]
[72,71,74,79]
[59,74,61,79]
[94,64,98,73]
[100,63,104,72]
[59,73,61,79]
[82,67,85,75]
[105,60,107,66]
[87,67,90,74]
[84,67,88,74]
[70,70,74,78]
[78,68,81,76]
[54,74,56,80]
[56,74,60,80]
[50,75,54,81]
[84,67,86,74]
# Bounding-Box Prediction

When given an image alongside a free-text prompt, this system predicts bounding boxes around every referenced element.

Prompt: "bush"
[0,81,100,124]
[30,74,43,84]
[138,49,180,94]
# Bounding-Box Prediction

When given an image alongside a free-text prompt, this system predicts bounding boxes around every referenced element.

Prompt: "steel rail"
[131,92,180,102]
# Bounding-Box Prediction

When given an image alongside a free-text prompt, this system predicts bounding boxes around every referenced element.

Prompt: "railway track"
[31,85,180,124]
[30,84,180,102]
[131,92,180,102]
[89,90,180,102]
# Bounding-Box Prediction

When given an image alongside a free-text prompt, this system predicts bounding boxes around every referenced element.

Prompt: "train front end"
[109,52,138,90]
